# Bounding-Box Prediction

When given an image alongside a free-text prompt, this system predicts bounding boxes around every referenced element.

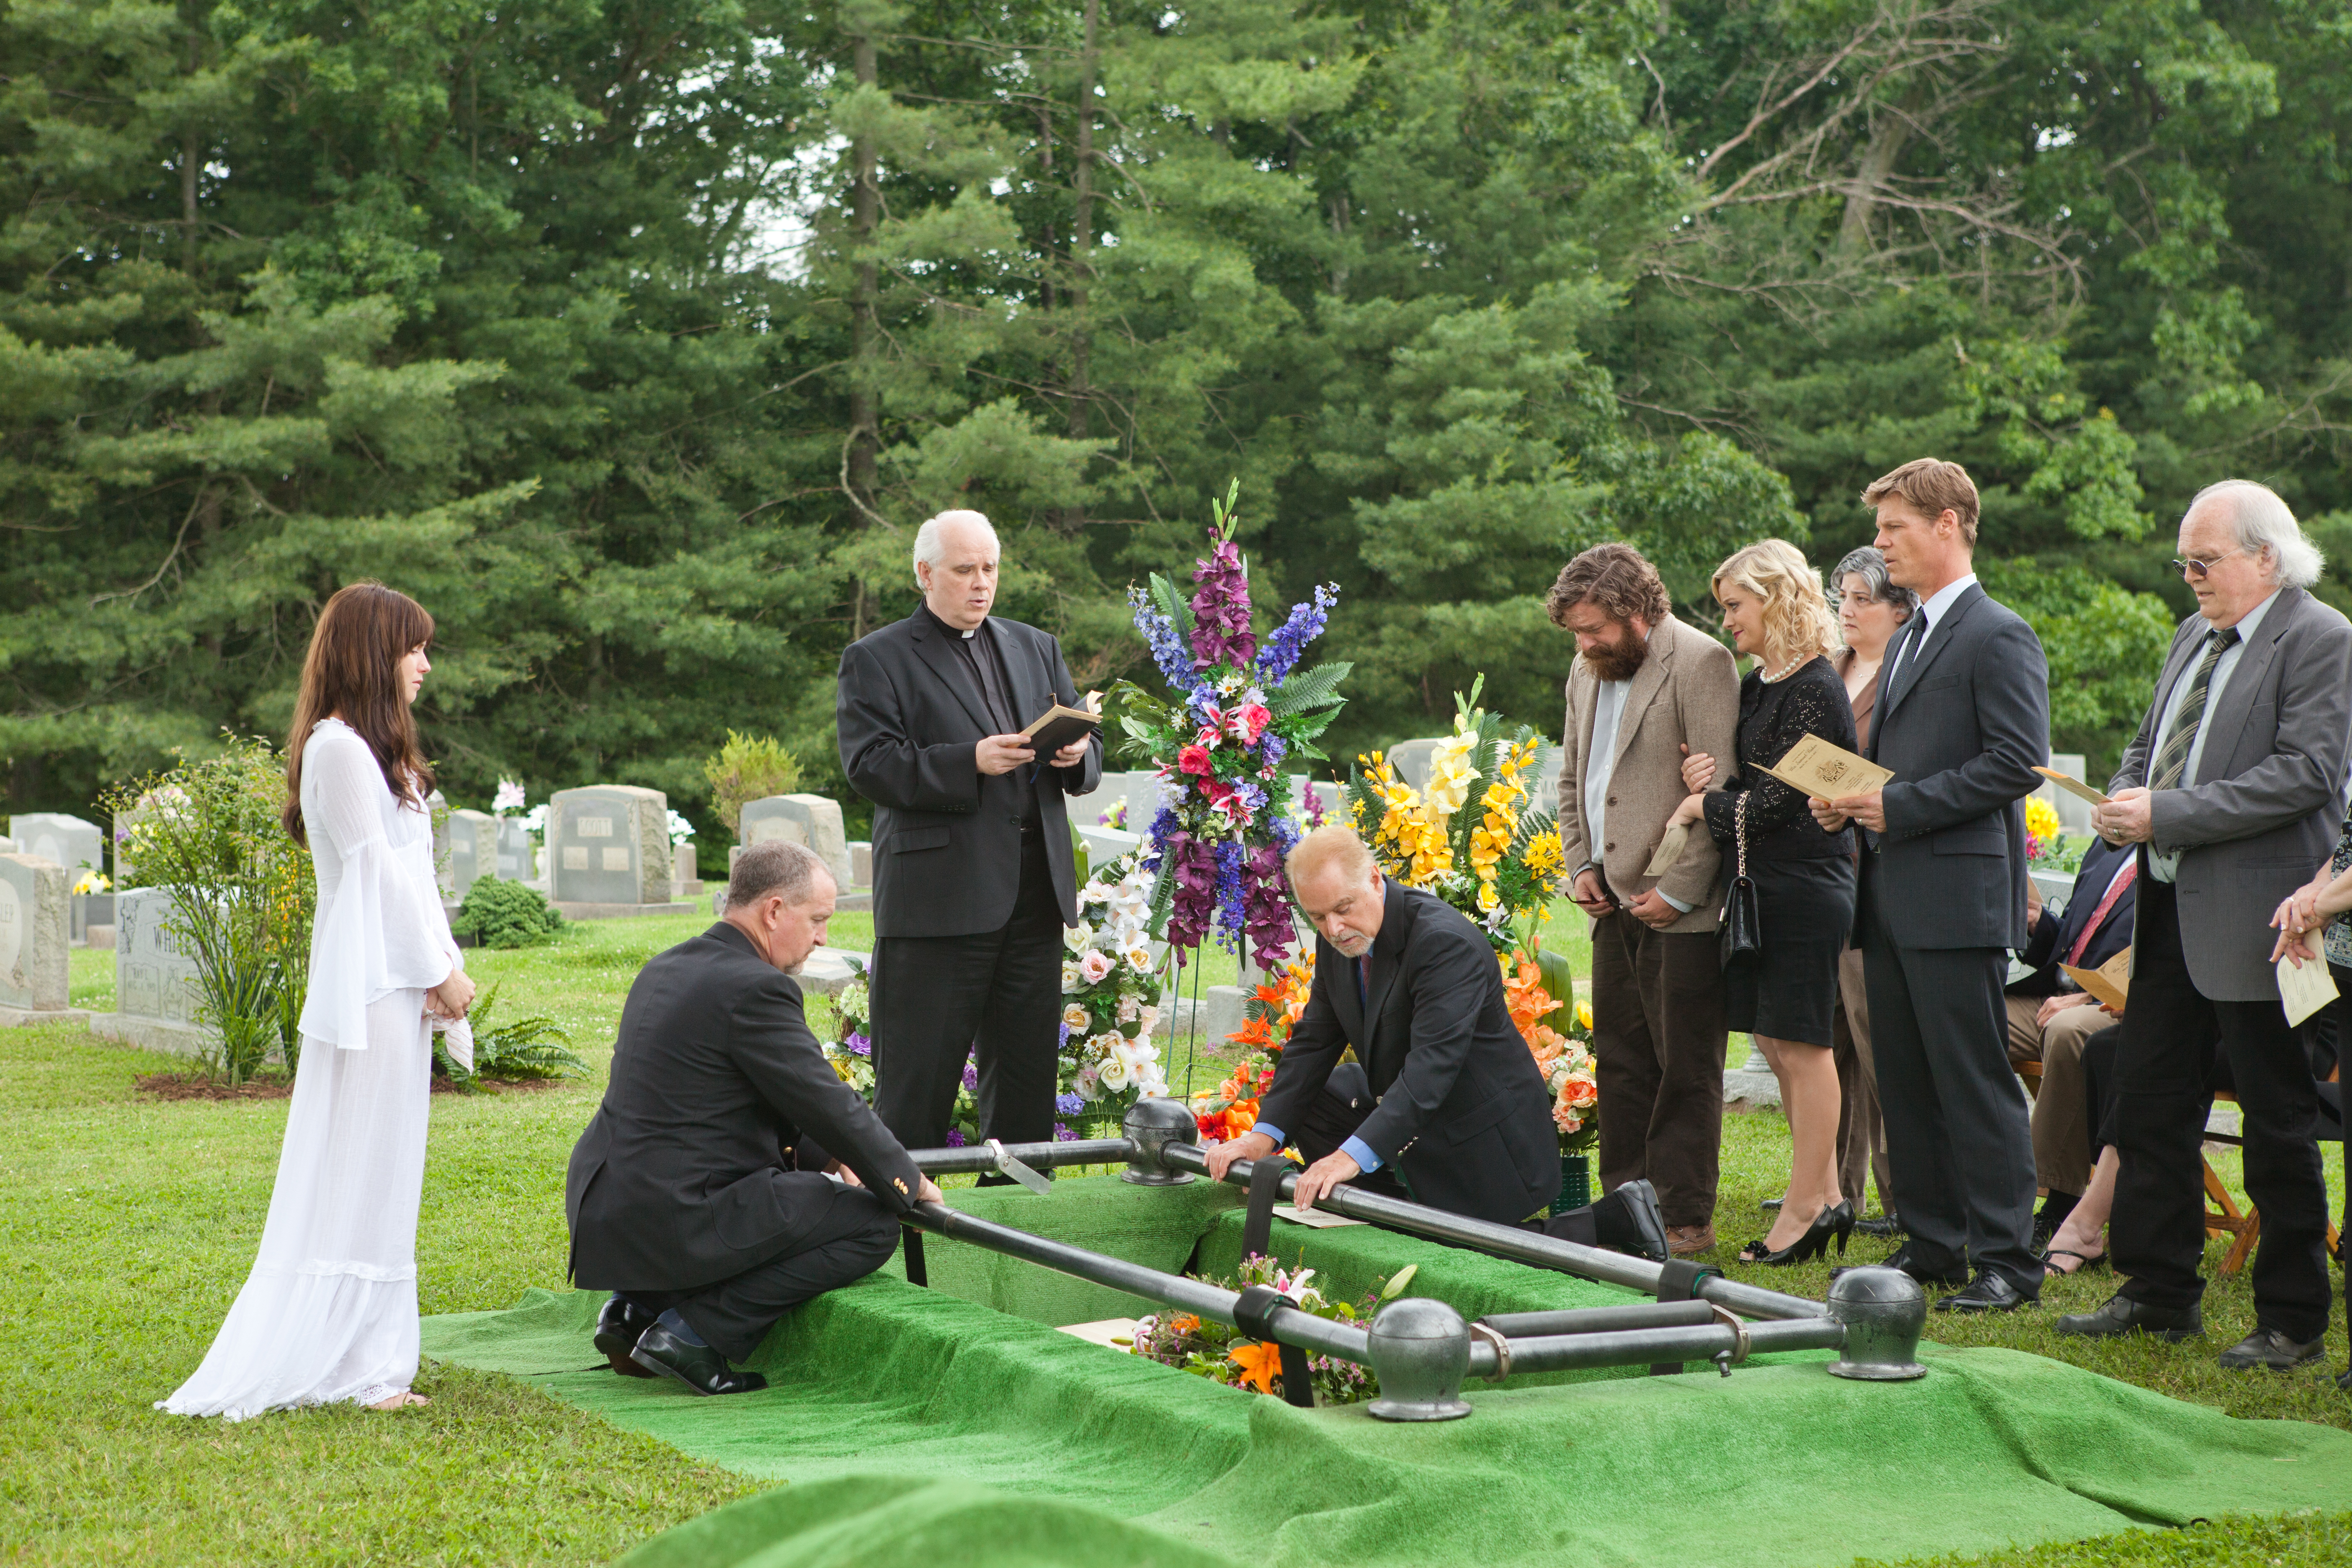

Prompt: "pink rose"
[1178,744,1213,777]
[1080,950,1115,984]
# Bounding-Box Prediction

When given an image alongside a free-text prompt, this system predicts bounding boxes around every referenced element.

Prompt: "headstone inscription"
[90,885,211,1053]
[549,786,673,908]
[495,818,535,882]
[735,794,852,887]
[0,853,69,1013]
[446,809,496,898]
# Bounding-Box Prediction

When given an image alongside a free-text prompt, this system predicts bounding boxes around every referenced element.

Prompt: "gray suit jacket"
[1858,582,2049,950]
[2110,587,2352,1001]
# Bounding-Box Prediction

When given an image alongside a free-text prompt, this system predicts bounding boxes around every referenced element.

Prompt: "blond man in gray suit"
[1551,544,1741,1256]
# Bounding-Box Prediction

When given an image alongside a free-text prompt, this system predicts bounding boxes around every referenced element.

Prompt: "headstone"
[447,809,496,898]
[672,842,704,897]
[1067,769,1166,835]
[737,793,852,887]
[1077,824,1142,869]
[427,790,453,892]
[495,818,535,882]
[848,841,873,887]
[1385,737,1444,790]
[8,813,104,884]
[549,785,675,908]
[0,853,69,1013]
[88,885,211,1054]
[2035,752,2094,837]
[70,891,115,947]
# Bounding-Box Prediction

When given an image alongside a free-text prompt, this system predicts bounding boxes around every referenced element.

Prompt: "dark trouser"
[630,1183,902,1363]
[1861,895,2042,1292]
[1589,913,1725,1227]
[871,830,1063,1150]
[1286,1063,1408,1203]
[2111,874,2331,1342]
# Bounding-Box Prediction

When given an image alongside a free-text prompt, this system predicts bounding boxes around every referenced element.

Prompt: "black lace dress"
[1701,656,1859,1047]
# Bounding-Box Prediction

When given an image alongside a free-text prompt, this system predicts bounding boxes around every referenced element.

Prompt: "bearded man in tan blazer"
[1551,544,1741,1255]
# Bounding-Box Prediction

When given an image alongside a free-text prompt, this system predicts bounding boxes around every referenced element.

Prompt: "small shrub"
[702,730,801,833]
[452,876,566,949]
[433,983,587,1089]
[99,734,316,1085]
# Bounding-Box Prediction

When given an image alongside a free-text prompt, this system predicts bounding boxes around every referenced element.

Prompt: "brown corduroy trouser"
[1590,910,1727,1227]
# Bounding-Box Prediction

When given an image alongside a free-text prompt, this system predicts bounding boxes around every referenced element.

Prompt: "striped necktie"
[2151,627,2241,791]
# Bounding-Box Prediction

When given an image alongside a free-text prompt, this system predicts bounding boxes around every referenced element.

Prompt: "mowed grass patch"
[18,907,2352,1565]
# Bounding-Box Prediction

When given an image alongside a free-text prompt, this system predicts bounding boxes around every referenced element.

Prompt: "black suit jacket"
[565,923,923,1292]
[1256,881,1557,1225]
[1857,582,2050,951]
[2007,835,2138,998]
[836,611,1104,938]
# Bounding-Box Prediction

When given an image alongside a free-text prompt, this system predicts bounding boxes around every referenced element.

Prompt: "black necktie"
[1355,954,1369,1015]
[2151,627,2241,791]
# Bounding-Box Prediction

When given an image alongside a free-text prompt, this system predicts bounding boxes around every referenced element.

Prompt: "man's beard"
[1583,632,1649,683]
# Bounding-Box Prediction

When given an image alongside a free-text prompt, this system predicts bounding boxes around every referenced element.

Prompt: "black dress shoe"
[629,1324,769,1396]
[1836,1241,1965,1289]
[594,1295,660,1378]
[1853,1212,1904,1240]
[2337,1366,2351,1394]
[2217,1327,2326,1371]
[1602,1179,1671,1263]
[1936,1270,2035,1313]
[2053,1292,2203,1342]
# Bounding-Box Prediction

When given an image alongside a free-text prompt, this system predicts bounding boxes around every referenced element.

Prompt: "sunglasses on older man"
[2170,546,2252,580]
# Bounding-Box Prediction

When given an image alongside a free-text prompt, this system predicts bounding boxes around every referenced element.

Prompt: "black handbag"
[1719,791,1761,970]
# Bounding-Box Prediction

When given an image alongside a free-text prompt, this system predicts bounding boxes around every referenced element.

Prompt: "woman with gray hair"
[1828,546,1915,1236]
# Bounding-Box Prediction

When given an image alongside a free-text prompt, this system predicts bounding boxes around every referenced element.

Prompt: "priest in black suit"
[836,509,1104,1153]
[1204,825,1666,1256]
[565,839,941,1395]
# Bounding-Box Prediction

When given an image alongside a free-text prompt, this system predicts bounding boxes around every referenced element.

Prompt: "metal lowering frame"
[894,1099,1927,1421]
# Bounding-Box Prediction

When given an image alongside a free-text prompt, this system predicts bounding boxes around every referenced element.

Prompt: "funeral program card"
[2063,947,2132,1013]
[2032,766,2110,807]
[1645,820,1696,877]
[1761,733,1894,801]
[2278,949,2339,1028]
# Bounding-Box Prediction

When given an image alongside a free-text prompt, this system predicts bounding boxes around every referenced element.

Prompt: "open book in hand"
[2062,948,2131,1013]
[1759,733,1893,801]
[1022,691,1104,758]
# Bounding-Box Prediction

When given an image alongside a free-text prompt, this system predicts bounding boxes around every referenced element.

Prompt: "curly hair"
[1546,543,1671,629]
[1711,540,1839,673]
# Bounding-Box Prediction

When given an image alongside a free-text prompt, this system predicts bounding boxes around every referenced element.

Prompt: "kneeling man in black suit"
[565,839,942,1395]
[1204,825,1666,1257]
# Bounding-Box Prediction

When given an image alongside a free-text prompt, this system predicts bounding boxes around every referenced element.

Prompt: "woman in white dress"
[161,582,475,1419]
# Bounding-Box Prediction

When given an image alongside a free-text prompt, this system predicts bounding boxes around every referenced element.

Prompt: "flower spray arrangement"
[1345,678,1566,954]
[1115,480,1349,970]
[1129,1256,1418,1405]
[1506,956,1599,1152]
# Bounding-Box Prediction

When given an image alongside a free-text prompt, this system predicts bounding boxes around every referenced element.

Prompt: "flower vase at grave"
[1556,1150,1591,1216]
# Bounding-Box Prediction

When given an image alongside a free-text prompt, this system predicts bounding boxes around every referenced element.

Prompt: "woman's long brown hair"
[283,583,438,846]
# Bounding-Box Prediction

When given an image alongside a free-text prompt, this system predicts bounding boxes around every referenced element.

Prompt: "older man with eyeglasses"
[2056,481,2352,1370]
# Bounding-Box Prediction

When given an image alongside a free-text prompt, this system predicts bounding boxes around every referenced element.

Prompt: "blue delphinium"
[1129,588,1199,689]
[1257,583,1338,684]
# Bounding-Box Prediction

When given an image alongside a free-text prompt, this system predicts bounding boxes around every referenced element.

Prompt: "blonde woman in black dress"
[1667,540,1858,1264]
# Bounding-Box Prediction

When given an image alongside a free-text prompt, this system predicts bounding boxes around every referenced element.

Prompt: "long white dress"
[160,720,463,1419]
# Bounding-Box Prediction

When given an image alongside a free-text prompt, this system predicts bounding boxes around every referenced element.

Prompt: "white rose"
[1061,962,1082,993]
[1063,1004,1091,1031]
[1064,923,1092,952]
[1125,946,1154,974]
[1101,1056,1132,1092]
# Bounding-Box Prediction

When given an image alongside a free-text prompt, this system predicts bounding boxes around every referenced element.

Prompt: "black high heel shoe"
[1746,1200,1853,1267]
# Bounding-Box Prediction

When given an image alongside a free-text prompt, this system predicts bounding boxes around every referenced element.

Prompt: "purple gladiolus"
[1189,538,1256,669]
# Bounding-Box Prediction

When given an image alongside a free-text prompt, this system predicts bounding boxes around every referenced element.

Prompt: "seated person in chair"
[2005,834,2138,1247]
[1204,824,1667,1259]
[565,839,943,1395]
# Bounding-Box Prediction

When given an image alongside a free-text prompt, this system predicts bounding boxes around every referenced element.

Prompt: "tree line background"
[6,0,2347,850]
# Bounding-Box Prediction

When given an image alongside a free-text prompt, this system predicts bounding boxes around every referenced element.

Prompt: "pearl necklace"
[1757,656,1803,683]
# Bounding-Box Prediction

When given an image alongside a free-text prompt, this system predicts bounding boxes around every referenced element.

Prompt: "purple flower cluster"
[1242,843,1293,969]
[1189,539,1257,669]
[1055,1092,1086,1117]
[1129,587,1196,688]
[1299,778,1326,828]
[1258,583,1337,684]
[1162,830,1219,952]
[846,1030,872,1057]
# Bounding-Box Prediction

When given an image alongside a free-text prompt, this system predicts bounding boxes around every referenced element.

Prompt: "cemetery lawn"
[7,908,2346,1566]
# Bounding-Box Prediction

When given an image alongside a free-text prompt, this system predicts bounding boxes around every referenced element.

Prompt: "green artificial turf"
[15,907,2352,1566]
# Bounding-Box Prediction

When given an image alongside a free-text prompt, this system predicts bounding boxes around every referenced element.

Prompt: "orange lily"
[1228,1340,1284,1394]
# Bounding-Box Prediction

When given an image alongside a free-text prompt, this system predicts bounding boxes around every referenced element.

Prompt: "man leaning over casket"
[565,838,943,1396]
[1205,825,1669,1259]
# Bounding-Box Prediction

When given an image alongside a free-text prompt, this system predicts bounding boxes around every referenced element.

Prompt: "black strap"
[1241,1154,1291,1262]
[1233,1284,1315,1408]
[902,1226,928,1288]
[1649,1259,1722,1376]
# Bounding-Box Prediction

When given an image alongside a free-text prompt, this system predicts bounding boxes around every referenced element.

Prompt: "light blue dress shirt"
[1254,950,1385,1173]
